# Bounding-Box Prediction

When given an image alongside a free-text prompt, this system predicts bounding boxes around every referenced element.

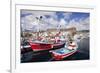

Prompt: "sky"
[21,10,90,31]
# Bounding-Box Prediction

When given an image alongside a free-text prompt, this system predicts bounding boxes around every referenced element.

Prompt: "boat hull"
[53,43,65,49]
[50,48,77,60]
[30,43,52,51]
[29,41,65,52]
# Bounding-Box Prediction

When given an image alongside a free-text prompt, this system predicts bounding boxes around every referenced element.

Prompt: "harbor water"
[21,37,89,63]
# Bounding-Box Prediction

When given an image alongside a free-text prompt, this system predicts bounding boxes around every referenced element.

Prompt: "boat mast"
[36,16,43,40]
[57,24,61,37]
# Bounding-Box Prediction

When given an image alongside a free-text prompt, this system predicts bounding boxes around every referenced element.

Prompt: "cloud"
[63,12,72,20]
[58,18,68,28]
[21,10,56,18]
[66,17,89,31]
[21,10,89,31]
[21,14,38,31]
[59,19,66,25]
[21,10,59,31]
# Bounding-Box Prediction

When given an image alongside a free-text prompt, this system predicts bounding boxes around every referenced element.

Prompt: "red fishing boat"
[29,40,65,52]
[50,42,78,60]
[28,16,66,52]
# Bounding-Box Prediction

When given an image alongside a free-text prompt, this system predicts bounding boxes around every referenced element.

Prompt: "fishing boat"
[50,42,78,60]
[29,40,65,52]
[21,39,32,54]
[28,16,66,52]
